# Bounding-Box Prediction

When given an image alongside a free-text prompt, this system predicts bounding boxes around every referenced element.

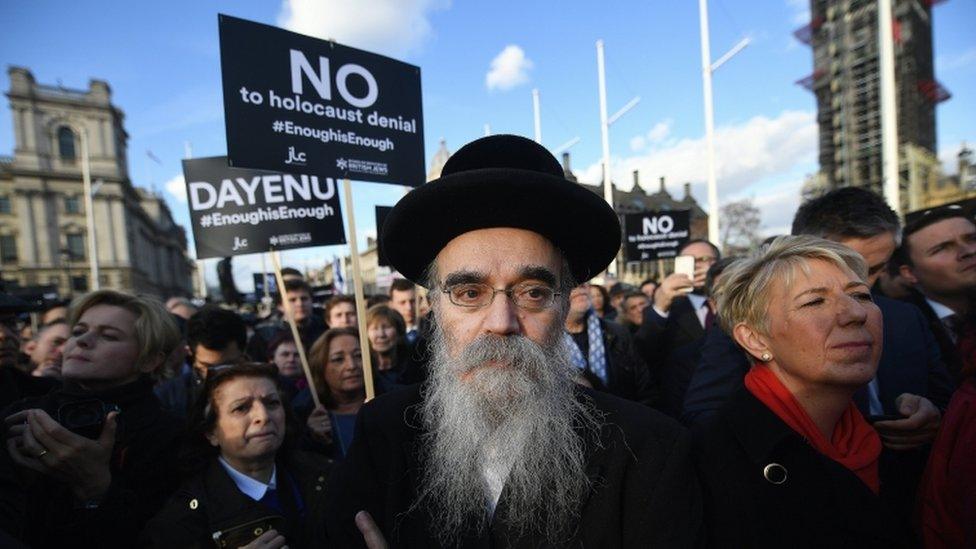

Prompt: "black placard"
[375,205,393,267]
[218,14,425,187]
[624,210,691,261]
[182,156,346,259]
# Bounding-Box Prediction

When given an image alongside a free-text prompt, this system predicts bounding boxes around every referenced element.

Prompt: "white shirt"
[218,456,277,502]
[482,446,515,515]
[926,298,957,322]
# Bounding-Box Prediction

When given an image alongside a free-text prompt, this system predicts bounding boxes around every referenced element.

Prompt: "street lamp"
[699,0,751,244]
[596,39,641,277]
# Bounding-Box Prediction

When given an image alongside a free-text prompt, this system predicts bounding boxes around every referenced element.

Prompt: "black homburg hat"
[381,134,621,285]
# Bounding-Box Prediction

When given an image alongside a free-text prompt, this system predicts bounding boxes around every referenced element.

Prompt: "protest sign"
[375,205,393,267]
[218,14,425,187]
[182,156,346,259]
[623,210,691,261]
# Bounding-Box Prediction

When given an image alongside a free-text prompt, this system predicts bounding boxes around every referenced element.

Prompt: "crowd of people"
[0,133,974,547]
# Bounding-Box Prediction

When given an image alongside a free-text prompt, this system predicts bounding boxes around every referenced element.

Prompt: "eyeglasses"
[442,282,561,311]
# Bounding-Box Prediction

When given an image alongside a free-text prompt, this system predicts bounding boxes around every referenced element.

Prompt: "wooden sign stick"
[270,249,321,409]
[342,178,377,402]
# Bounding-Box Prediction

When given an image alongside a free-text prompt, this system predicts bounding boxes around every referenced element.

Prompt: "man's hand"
[873,393,941,450]
[306,406,333,445]
[356,511,388,549]
[4,409,117,501]
[692,261,710,289]
[652,273,694,314]
[240,529,287,549]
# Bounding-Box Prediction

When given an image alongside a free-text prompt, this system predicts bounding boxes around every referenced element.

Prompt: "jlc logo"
[285,146,307,165]
[232,236,249,251]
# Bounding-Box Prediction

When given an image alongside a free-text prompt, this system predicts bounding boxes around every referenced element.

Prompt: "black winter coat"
[0,376,184,548]
[141,451,332,548]
[692,388,914,548]
[325,384,702,548]
[576,317,656,408]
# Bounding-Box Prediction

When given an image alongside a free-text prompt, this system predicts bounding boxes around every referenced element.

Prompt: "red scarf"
[744,364,882,494]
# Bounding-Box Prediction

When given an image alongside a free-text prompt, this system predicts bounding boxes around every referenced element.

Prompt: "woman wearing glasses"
[143,362,331,548]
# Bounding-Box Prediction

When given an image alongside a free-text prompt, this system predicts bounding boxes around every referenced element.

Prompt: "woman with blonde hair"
[693,236,911,546]
[0,289,184,547]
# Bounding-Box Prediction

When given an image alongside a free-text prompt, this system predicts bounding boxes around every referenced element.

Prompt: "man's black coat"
[900,288,970,382]
[693,388,913,548]
[576,317,656,408]
[325,384,702,548]
[635,296,704,367]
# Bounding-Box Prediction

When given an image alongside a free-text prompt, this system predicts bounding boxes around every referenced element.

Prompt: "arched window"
[57,126,76,161]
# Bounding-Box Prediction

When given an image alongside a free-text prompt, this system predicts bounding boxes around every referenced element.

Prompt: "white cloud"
[630,119,672,151]
[577,110,818,231]
[629,135,646,152]
[786,0,810,26]
[165,174,187,203]
[936,47,976,72]
[276,0,449,58]
[485,45,533,92]
[749,185,804,236]
[647,120,672,143]
[580,110,817,195]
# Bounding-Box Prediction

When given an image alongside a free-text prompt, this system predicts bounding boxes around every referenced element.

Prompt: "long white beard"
[412,320,603,544]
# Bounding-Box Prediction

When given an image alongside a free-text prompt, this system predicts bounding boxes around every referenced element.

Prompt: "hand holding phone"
[674,256,695,293]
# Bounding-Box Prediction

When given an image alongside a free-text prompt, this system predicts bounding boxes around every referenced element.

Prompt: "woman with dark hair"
[296,327,365,460]
[588,283,614,319]
[142,362,331,548]
[366,304,415,388]
[0,289,184,548]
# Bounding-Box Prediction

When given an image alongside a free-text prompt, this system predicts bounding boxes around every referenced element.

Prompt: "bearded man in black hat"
[326,135,701,548]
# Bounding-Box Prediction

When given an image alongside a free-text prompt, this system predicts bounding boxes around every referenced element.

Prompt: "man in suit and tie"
[635,239,720,412]
[897,206,976,381]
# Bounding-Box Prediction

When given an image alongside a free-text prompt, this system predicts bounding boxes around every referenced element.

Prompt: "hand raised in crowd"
[652,273,694,314]
[240,529,288,549]
[872,393,941,450]
[306,405,333,444]
[4,409,117,501]
[356,511,389,549]
[691,259,710,288]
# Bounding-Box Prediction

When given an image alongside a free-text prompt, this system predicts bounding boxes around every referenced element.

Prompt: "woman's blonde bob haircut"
[68,289,181,370]
[716,235,868,336]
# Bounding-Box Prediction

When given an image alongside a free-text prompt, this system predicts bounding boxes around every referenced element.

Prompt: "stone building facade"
[0,67,194,298]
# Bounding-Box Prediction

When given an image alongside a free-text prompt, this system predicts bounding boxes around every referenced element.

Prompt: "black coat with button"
[325,384,702,548]
[141,451,331,548]
[692,387,914,548]
[0,377,184,548]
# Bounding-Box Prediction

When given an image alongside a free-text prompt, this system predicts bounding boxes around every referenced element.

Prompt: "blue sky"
[2,0,974,291]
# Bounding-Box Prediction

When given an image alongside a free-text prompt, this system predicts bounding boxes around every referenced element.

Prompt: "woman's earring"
[760,352,772,362]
